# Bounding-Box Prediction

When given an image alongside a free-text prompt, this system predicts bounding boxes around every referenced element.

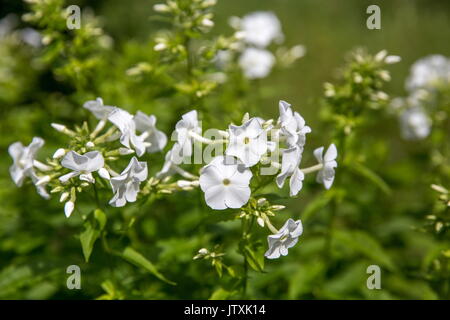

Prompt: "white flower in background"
[233,11,283,48]
[239,48,275,79]
[399,107,431,140]
[0,14,18,38]
[19,28,42,47]
[134,111,167,153]
[108,108,147,157]
[173,110,202,159]
[214,50,233,70]
[265,218,303,259]
[278,100,311,148]
[276,146,304,197]
[59,151,105,184]
[313,144,338,190]
[406,55,450,91]
[109,157,148,207]
[199,156,252,210]
[226,117,268,167]
[83,97,116,120]
[8,137,44,187]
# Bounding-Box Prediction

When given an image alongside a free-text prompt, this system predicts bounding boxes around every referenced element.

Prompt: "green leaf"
[334,230,396,271]
[94,209,107,230]
[242,245,265,272]
[351,162,391,195]
[121,247,176,285]
[79,223,100,263]
[301,192,334,222]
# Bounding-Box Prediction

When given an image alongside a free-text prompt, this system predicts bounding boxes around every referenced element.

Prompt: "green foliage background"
[0,0,449,299]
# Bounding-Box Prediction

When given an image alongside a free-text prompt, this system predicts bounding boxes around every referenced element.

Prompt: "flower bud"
[53,148,66,159]
[60,192,69,203]
[64,201,75,218]
[153,4,170,12]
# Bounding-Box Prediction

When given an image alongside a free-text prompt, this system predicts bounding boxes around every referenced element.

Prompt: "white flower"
[133,111,167,153]
[20,28,42,48]
[385,55,401,64]
[59,151,105,184]
[399,107,431,140]
[278,100,311,148]
[226,117,268,167]
[109,157,148,207]
[173,110,201,159]
[83,97,116,120]
[239,48,275,79]
[236,11,283,48]
[199,156,252,210]
[276,146,304,197]
[8,137,44,187]
[313,144,338,190]
[108,108,147,157]
[406,55,450,91]
[265,218,303,259]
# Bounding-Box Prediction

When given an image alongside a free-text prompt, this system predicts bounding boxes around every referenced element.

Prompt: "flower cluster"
[8,97,167,217]
[215,11,305,79]
[158,100,337,259]
[9,98,337,260]
[392,54,450,140]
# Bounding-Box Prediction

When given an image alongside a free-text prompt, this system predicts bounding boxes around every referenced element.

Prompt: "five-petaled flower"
[108,108,148,157]
[59,151,107,184]
[278,100,311,149]
[134,111,167,153]
[313,143,338,189]
[226,117,268,167]
[233,11,283,48]
[109,157,148,207]
[83,97,116,120]
[265,218,303,259]
[276,146,304,196]
[8,137,44,187]
[238,47,275,80]
[172,110,202,160]
[199,156,252,210]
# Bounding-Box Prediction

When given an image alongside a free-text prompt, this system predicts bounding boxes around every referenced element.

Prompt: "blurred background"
[0,0,449,300]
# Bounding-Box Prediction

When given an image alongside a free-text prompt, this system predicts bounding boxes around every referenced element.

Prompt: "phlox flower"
[199,156,252,210]
[108,108,148,157]
[109,157,148,207]
[59,151,106,184]
[265,218,303,259]
[278,100,311,148]
[406,54,450,91]
[233,11,283,48]
[173,110,202,160]
[238,48,275,79]
[276,146,304,197]
[134,111,167,153]
[8,137,44,187]
[399,107,431,140]
[313,144,338,190]
[83,97,116,120]
[226,117,268,167]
